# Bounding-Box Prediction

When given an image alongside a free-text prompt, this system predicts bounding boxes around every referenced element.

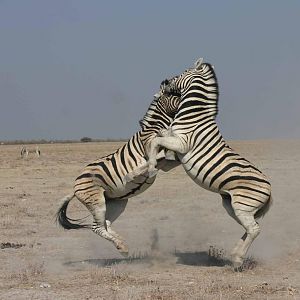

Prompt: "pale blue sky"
[0,1,299,140]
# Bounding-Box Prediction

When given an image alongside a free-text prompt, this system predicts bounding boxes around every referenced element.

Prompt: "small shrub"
[80,137,93,143]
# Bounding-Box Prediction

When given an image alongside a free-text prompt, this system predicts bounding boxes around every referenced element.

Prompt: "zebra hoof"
[116,243,129,257]
[232,256,243,271]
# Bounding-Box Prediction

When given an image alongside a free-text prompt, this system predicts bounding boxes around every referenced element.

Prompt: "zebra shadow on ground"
[64,248,231,268]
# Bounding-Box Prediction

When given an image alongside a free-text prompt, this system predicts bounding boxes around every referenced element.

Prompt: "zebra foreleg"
[157,129,177,161]
[124,150,167,182]
[147,136,187,177]
[124,164,149,182]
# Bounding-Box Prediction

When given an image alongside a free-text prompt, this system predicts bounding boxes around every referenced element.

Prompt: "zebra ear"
[194,57,204,70]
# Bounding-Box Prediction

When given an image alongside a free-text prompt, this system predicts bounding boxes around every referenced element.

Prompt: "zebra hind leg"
[221,194,247,268]
[105,198,128,241]
[230,197,260,270]
[76,189,129,256]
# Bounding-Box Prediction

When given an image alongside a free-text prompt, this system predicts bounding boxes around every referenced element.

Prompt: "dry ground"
[0,141,299,299]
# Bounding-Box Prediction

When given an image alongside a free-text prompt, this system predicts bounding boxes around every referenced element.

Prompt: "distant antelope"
[20,146,41,158]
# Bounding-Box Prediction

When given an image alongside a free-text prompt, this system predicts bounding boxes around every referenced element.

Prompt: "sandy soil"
[0,140,299,299]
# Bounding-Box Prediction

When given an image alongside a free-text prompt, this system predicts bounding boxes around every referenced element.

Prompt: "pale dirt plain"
[0,140,300,300]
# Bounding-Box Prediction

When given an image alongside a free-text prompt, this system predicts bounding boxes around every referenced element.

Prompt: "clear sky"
[1,1,299,141]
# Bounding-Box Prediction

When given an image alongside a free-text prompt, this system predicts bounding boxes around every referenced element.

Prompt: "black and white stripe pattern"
[146,60,272,269]
[56,88,180,255]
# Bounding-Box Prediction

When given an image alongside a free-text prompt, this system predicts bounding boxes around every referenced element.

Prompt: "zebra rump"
[56,194,90,230]
[254,194,273,219]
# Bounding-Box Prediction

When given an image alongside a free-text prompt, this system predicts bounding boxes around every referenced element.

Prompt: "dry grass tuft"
[0,242,26,249]
[0,215,18,228]
[5,262,45,285]
[88,265,133,286]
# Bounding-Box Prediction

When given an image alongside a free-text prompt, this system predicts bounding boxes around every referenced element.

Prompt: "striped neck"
[138,96,174,154]
[175,63,219,122]
[139,97,173,132]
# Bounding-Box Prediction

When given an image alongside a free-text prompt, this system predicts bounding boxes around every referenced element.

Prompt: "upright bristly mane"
[196,63,219,118]
[176,62,219,120]
[139,96,160,129]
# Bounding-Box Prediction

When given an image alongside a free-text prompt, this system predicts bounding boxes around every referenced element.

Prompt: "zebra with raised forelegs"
[133,59,272,269]
[56,86,181,256]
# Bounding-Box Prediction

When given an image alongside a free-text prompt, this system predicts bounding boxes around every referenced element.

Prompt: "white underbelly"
[105,174,155,199]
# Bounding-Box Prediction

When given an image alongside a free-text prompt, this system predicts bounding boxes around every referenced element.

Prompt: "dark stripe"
[178,100,207,110]
[74,180,93,187]
[191,121,216,145]
[233,193,264,203]
[132,134,144,158]
[86,160,116,187]
[234,201,256,208]
[183,91,214,102]
[135,133,145,155]
[176,108,208,121]
[120,145,129,174]
[193,78,218,88]
[74,186,95,193]
[203,153,239,184]
[120,177,149,198]
[99,161,117,187]
[209,161,256,187]
[110,155,123,184]
[228,185,270,197]
[187,132,222,170]
[194,140,225,178]
[127,140,138,166]
[218,176,270,191]
[76,173,92,180]
[173,114,213,128]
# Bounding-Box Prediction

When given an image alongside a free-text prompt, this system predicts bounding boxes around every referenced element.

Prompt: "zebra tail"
[255,194,273,220]
[56,193,90,229]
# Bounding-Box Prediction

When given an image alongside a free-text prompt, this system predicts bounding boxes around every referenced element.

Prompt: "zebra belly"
[105,174,155,199]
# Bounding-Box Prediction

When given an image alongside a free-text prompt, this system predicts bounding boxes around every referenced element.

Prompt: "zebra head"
[162,57,210,95]
[161,59,219,119]
[139,81,181,130]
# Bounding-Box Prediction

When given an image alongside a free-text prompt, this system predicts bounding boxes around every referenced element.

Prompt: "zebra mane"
[139,96,160,128]
[188,62,219,118]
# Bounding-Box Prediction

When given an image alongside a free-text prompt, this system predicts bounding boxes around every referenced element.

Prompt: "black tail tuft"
[56,194,90,230]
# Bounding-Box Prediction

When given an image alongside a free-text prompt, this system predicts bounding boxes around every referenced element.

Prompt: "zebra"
[131,58,272,269]
[56,87,181,256]
[21,146,41,158]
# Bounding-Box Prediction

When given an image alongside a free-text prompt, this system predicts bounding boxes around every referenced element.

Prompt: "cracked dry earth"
[0,141,299,299]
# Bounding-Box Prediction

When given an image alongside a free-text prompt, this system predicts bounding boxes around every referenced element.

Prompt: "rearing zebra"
[56,86,180,255]
[135,59,272,269]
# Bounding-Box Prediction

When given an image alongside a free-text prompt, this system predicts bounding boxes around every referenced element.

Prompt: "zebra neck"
[190,120,226,148]
[172,112,216,133]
